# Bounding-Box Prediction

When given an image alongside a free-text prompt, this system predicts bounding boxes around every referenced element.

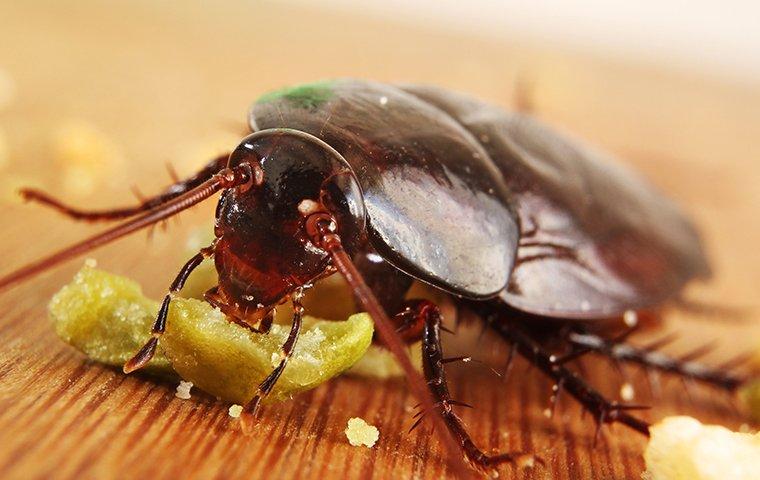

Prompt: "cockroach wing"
[249,80,519,299]
[402,84,711,318]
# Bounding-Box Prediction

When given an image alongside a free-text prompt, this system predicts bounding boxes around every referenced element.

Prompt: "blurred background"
[0,1,758,479]
[0,0,757,302]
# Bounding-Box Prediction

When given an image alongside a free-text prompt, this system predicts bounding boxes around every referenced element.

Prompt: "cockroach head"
[213,128,366,313]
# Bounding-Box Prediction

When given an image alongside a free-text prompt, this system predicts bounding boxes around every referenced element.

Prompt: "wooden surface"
[1,2,759,479]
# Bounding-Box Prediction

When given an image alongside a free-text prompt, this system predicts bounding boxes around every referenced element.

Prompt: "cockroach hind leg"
[567,329,748,392]
[480,310,652,439]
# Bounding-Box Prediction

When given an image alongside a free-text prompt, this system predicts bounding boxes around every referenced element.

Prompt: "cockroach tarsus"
[0,79,752,477]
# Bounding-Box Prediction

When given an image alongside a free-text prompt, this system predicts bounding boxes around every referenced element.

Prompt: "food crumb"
[644,416,760,480]
[620,382,635,401]
[84,258,98,268]
[345,417,379,447]
[175,380,193,400]
[228,404,243,418]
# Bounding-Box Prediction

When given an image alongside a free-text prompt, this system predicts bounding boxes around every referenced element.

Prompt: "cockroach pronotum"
[0,79,750,476]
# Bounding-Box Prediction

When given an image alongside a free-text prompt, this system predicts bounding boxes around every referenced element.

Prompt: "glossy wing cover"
[251,79,710,317]
[403,84,710,317]
[250,80,520,299]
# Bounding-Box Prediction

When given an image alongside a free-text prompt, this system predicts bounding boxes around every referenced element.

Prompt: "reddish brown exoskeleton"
[0,79,751,477]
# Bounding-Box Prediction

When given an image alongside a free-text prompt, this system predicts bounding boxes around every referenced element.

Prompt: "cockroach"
[0,79,750,476]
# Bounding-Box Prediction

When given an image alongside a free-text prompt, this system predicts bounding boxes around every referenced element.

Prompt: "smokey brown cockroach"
[0,79,751,476]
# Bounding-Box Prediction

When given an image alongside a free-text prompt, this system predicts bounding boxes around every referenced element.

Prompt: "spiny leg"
[408,299,535,474]
[566,329,748,391]
[483,313,651,440]
[239,288,306,433]
[123,241,216,373]
[20,154,229,222]
[306,213,470,477]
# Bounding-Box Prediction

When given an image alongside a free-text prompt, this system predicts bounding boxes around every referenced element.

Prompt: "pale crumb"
[175,380,193,400]
[644,416,760,480]
[345,417,379,447]
[620,382,635,401]
[623,310,639,327]
[84,258,98,268]
[228,404,243,418]
[542,408,552,418]
[379,95,388,105]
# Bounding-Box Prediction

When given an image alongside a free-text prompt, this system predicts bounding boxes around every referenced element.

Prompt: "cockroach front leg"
[20,154,229,222]
[123,241,217,373]
[407,300,535,474]
[239,288,305,433]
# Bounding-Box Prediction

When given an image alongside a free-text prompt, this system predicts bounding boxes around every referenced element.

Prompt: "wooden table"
[1,2,758,479]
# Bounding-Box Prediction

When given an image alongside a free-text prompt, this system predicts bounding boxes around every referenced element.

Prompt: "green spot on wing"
[257,81,335,110]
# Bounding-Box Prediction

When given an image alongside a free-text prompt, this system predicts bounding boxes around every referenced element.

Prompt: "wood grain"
[0,2,758,479]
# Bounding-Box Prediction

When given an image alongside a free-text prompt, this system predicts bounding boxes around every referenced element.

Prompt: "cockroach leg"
[306,213,470,478]
[392,300,428,343]
[19,154,229,222]
[566,330,748,391]
[483,313,651,438]
[123,241,216,373]
[415,300,538,474]
[239,288,305,433]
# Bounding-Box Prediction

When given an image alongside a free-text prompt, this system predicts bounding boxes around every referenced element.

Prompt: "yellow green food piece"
[51,265,374,403]
[739,379,760,422]
[50,264,173,375]
[161,301,373,404]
